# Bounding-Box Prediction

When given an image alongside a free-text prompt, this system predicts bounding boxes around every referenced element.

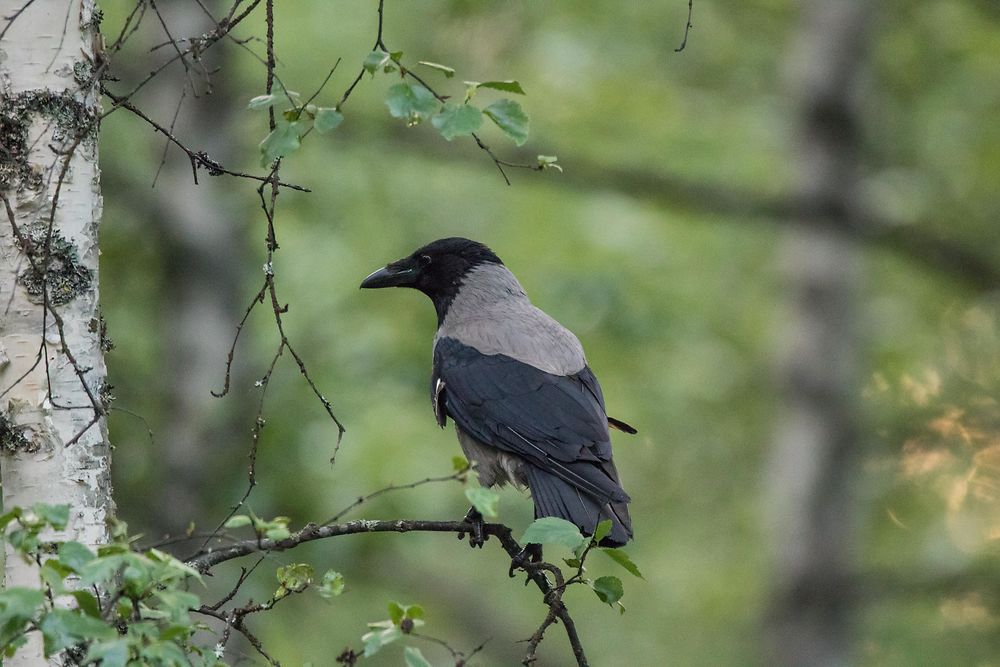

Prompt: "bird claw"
[457,507,486,548]
[508,543,543,578]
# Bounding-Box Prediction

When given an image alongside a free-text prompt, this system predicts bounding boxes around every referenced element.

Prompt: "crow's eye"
[420,254,432,266]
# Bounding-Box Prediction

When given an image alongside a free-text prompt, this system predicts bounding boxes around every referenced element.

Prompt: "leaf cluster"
[0,505,219,665]
[371,48,530,146]
[520,517,644,612]
[361,601,426,657]
[251,49,545,171]
[251,84,344,168]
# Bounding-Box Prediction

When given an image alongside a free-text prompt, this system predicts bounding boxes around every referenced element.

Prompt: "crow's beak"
[360,264,415,289]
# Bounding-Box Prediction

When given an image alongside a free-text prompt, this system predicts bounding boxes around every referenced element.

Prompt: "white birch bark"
[0,1,113,664]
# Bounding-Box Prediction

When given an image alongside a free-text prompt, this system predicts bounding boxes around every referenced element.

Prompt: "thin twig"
[0,0,37,43]
[323,471,466,525]
[211,281,267,398]
[106,0,148,53]
[148,0,198,91]
[151,87,187,187]
[675,0,694,52]
[100,0,265,117]
[101,87,310,192]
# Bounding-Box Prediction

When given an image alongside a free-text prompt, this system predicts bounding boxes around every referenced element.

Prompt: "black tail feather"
[526,466,632,547]
[608,416,638,434]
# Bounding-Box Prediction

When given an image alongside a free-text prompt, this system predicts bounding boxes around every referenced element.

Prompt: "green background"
[97,1,1000,664]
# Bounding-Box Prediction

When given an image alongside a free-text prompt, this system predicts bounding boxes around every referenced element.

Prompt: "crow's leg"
[457,506,486,548]
[508,543,543,577]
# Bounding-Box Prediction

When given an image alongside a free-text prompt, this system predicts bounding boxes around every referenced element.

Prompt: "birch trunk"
[764,1,871,666]
[0,1,113,664]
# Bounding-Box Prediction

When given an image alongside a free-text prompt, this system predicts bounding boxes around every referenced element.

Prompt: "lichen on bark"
[0,89,97,192]
[14,222,93,305]
[0,411,37,454]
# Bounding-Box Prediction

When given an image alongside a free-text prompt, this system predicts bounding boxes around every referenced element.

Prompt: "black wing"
[433,336,629,506]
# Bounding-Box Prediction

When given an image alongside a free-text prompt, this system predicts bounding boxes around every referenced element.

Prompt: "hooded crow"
[361,237,634,553]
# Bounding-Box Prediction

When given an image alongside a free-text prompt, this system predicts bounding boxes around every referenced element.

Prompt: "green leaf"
[145,548,203,584]
[417,61,455,78]
[388,601,406,625]
[475,80,525,94]
[404,646,434,667]
[80,553,127,586]
[318,569,345,598]
[223,515,252,529]
[85,639,130,667]
[465,486,499,519]
[592,575,624,606]
[276,563,314,596]
[248,94,279,110]
[40,560,72,594]
[265,526,291,541]
[33,503,69,530]
[537,155,562,172]
[70,591,101,618]
[405,604,424,621]
[0,588,41,617]
[39,608,116,656]
[96,541,130,557]
[152,590,200,624]
[142,639,190,664]
[7,528,39,555]
[521,517,585,550]
[0,508,21,531]
[0,589,43,650]
[313,107,344,134]
[363,49,391,75]
[258,121,302,167]
[58,541,95,573]
[592,519,613,545]
[600,548,644,579]
[451,455,470,472]
[431,103,483,140]
[361,625,402,657]
[158,623,192,641]
[483,99,529,145]
[385,83,440,126]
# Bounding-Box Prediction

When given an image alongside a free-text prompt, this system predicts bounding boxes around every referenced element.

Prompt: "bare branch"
[101,87,310,191]
[186,517,589,666]
[101,0,265,115]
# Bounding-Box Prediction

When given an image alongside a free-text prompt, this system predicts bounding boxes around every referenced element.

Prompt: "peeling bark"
[0,2,114,664]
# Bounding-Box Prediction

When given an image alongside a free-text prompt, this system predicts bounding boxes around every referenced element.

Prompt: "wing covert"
[433,336,627,503]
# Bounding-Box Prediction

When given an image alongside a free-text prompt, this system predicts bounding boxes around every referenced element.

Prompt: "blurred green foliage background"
[96,1,1000,664]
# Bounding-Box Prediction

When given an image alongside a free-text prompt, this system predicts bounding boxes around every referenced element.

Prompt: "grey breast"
[434,264,586,377]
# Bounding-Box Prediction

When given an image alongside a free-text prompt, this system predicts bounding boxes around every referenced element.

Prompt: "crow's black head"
[360,237,503,321]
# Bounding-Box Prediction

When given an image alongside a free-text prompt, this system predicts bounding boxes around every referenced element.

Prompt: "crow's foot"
[457,507,486,548]
[508,543,543,578]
